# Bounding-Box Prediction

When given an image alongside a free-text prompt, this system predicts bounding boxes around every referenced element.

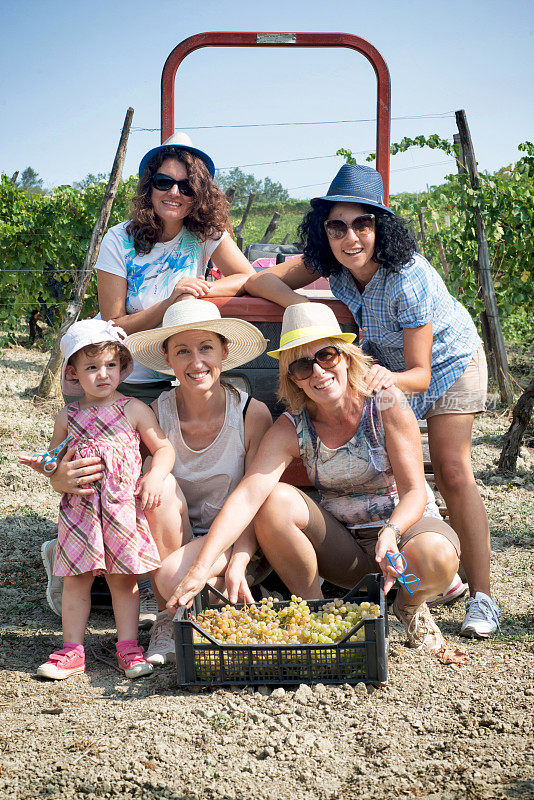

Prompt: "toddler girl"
[21,319,174,680]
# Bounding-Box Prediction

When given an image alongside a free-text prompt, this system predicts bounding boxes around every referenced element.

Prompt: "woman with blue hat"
[94,132,254,406]
[245,163,499,640]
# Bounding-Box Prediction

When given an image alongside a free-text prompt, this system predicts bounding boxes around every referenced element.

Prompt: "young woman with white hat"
[244,164,499,639]
[160,302,462,654]
[124,299,272,664]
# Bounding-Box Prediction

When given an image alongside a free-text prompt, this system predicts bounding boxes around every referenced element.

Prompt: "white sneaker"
[460,592,501,639]
[427,573,469,607]
[146,610,175,665]
[138,587,158,629]
[41,539,62,616]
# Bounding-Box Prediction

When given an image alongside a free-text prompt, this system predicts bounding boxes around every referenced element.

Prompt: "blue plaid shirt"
[328,253,481,418]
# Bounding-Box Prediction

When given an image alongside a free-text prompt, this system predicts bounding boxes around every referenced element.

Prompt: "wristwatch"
[378,522,402,545]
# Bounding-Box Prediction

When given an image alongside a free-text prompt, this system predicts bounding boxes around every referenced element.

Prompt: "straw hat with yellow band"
[267,302,356,359]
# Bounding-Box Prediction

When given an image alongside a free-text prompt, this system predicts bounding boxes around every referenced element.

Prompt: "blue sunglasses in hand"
[386,551,420,595]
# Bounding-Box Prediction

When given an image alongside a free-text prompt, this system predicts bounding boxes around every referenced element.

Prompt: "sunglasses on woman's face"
[324,213,375,240]
[288,345,342,381]
[151,173,194,196]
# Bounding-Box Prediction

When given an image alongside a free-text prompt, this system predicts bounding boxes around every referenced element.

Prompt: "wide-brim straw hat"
[311,164,393,215]
[60,319,134,396]
[139,132,215,179]
[125,299,268,375]
[268,302,356,359]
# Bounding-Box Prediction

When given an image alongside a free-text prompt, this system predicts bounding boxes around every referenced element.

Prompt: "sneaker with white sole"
[146,610,175,665]
[116,643,153,678]
[427,573,469,608]
[460,592,501,638]
[37,647,85,680]
[41,539,63,616]
[392,597,446,652]
[138,587,158,629]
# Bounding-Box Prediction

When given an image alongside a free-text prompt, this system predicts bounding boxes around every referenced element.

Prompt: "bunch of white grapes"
[193,595,380,646]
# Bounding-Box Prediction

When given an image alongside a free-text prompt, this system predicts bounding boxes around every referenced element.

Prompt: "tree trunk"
[497,378,534,475]
[37,107,134,398]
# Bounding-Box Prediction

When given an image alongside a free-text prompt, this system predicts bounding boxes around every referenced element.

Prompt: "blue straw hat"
[139,132,215,179]
[311,164,393,215]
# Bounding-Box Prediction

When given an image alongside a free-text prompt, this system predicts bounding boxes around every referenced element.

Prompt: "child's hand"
[19,455,50,476]
[134,472,163,510]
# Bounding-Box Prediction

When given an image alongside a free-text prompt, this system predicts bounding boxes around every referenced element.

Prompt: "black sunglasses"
[288,345,342,381]
[324,213,375,240]
[151,173,194,196]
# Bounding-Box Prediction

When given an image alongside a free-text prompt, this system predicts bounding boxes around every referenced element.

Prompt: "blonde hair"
[277,337,373,414]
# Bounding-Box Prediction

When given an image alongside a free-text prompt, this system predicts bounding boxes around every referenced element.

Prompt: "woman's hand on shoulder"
[365,365,398,394]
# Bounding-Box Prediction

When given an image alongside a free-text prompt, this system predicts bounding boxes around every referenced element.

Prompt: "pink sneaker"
[427,573,469,607]
[116,642,153,678]
[37,647,85,680]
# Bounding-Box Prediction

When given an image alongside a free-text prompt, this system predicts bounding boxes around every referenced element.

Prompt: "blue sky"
[1,0,532,199]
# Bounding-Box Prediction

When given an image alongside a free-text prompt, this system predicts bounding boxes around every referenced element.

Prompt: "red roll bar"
[161,31,391,201]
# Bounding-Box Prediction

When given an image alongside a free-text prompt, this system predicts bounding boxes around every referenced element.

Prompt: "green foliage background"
[1,141,532,349]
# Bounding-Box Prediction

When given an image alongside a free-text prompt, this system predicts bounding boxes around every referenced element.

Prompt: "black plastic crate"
[173,573,388,687]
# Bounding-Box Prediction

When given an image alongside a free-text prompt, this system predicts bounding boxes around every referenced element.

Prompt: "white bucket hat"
[268,302,356,358]
[60,319,134,396]
[125,299,268,375]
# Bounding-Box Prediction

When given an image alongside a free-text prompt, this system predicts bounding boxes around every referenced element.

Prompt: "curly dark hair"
[297,200,417,277]
[126,148,231,255]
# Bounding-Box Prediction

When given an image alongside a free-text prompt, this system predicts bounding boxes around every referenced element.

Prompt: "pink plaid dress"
[54,398,161,577]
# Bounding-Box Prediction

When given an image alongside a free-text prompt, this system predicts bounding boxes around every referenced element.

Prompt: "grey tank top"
[157,386,248,535]
[287,392,440,529]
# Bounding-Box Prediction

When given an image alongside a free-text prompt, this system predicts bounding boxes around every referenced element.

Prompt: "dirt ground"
[0,345,532,800]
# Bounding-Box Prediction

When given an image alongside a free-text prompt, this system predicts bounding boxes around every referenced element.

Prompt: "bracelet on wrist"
[378,522,402,545]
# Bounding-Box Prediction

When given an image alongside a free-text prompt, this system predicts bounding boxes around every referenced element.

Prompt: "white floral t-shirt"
[95,221,227,383]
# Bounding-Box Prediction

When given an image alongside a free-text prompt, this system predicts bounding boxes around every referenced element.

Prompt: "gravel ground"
[0,345,533,800]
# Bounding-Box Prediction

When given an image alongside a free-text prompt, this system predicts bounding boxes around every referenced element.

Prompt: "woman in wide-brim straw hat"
[122,299,272,665]
[158,302,462,654]
[244,163,499,640]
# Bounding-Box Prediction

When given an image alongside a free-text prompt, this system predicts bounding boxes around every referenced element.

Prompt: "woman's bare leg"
[254,483,370,599]
[155,537,232,603]
[143,468,193,611]
[396,531,459,609]
[427,413,491,596]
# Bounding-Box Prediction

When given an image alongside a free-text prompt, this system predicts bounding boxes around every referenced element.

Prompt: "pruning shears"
[32,434,73,474]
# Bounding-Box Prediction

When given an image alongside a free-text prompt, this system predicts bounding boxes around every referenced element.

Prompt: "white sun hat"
[125,299,268,375]
[267,302,356,358]
[60,319,133,396]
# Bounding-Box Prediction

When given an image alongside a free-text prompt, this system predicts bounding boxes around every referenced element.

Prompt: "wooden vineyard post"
[455,109,512,404]
[234,193,256,250]
[260,212,280,244]
[431,220,450,278]
[418,209,427,255]
[37,107,134,398]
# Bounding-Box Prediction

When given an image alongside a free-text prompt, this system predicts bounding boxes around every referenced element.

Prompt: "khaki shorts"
[424,345,487,419]
[297,488,460,579]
